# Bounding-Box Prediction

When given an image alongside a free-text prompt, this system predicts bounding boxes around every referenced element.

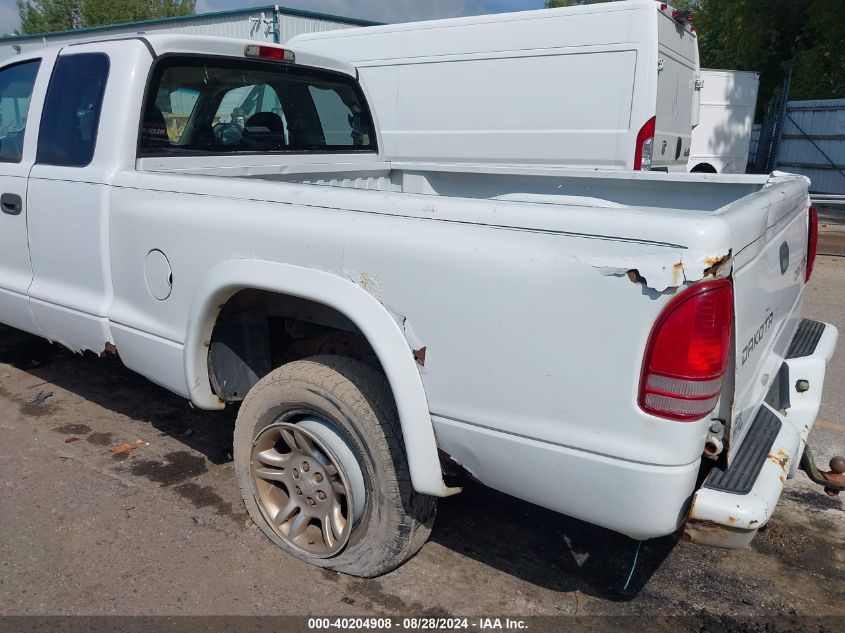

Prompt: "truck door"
[0,58,42,335]
[26,50,113,353]
[654,15,698,169]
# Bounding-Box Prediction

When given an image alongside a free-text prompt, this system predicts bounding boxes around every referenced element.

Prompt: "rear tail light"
[639,280,734,421]
[806,206,818,282]
[244,45,295,62]
[634,116,656,171]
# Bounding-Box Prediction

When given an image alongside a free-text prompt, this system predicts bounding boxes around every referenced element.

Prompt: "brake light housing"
[244,45,295,63]
[806,206,818,282]
[639,279,734,421]
[634,116,656,171]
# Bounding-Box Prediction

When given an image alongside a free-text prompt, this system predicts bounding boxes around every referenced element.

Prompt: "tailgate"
[717,174,812,457]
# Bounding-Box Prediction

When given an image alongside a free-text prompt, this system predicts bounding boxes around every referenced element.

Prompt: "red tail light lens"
[806,206,818,283]
[639,280,733,421]
[634,116,655,171]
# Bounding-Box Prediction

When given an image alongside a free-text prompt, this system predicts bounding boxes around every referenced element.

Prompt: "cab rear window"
[138,56,376,156]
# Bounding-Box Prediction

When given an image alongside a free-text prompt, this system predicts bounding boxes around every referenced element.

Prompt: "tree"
[544,0,844,111]
[690,0,845,107]
[16,0,195,35]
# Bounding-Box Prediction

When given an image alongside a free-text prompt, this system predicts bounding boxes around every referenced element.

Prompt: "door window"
[36,53,110,167]
[0,60,41,163]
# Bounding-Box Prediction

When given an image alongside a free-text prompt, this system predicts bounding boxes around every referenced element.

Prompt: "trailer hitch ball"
[799,447,845,497]
[823,457,845,496]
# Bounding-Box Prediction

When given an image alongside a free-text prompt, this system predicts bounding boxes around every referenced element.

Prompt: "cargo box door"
[655,16,698,168]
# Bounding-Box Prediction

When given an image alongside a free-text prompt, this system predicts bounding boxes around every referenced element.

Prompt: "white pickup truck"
[0,35,841,578]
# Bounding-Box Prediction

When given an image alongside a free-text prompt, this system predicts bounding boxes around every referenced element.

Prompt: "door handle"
[1,193,22,216]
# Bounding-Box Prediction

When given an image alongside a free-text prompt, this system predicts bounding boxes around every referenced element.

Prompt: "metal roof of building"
[0,4,380,44]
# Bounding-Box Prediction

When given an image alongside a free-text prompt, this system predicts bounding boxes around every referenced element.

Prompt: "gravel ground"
[0,258,843,629]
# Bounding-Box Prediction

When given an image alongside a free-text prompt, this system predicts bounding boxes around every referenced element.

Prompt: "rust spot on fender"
[413,346,427,366]
[101,342,118,357]
[727,515,738,525]
[683,519,730,543]
[704,253,731,268]
[703,251,733,277]
[671,261,684,287]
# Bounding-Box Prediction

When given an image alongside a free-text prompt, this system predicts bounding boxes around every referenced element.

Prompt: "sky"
[1,0,547,35]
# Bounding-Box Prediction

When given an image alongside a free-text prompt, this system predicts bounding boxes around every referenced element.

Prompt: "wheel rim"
[250,420,359,558]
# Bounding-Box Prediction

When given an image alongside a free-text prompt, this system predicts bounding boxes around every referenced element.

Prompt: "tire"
[233,355,436,577]
[690,163,718,173]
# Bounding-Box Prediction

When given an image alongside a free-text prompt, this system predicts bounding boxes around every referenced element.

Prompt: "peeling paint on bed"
[578,248,732,292]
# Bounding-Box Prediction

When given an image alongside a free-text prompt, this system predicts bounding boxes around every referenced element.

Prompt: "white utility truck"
[290,1,701,170]
[0,34,841,578]
[687,69,760,174]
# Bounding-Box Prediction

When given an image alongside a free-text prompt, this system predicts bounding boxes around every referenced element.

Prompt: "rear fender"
[184,259,458,498]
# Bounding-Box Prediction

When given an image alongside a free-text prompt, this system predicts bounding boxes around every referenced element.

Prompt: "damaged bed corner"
[579,249,733,292]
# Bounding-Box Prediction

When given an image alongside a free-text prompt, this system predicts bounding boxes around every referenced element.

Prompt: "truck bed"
[134,159,810,454]
[140,157,768,210]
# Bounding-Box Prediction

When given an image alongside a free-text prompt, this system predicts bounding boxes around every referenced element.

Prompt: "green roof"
[1,4,381,43]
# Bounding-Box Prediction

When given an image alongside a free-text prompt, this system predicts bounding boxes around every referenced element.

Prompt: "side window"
[138,57,376,156]
[37,53,109,167]
[0,60,41,163]
[309,84,369,146]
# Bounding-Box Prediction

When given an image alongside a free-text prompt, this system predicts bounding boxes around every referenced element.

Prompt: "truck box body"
[687,69,760,174]
[290,1,700,170]
[0,35,836,573]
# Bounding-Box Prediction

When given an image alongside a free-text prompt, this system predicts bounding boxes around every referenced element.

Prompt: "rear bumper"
[433,414,700,541]
[684,319,838,547]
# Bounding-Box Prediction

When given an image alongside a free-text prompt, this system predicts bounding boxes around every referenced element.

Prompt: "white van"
[687,69,760,174]
[290,1,701,170]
